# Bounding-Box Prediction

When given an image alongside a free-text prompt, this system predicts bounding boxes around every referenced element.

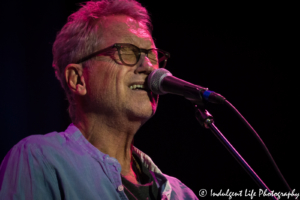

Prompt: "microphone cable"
[224,99,296,198]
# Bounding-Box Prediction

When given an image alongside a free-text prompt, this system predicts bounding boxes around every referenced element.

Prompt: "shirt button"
[118,185,124,192]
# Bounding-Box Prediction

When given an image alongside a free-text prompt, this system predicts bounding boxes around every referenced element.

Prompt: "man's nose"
[134,54,156,75]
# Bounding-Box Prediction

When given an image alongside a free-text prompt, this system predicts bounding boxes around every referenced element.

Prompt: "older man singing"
[0,0,198,199]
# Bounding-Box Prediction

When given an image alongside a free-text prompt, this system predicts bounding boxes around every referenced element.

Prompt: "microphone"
[147,68,226,104]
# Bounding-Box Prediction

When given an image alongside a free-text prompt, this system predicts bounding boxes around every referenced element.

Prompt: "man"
[0,0,198,199]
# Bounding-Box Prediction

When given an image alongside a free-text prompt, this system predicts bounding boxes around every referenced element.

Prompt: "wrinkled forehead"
[99,15,154,48]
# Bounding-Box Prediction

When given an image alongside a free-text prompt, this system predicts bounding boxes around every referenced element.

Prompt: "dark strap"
[121,154,160,200]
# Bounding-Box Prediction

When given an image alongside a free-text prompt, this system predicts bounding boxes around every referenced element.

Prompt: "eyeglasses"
[75,43,170,68]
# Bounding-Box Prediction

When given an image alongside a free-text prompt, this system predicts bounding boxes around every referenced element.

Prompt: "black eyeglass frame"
[75,43,170,68]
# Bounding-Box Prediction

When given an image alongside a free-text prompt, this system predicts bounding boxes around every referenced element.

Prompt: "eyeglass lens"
[119,45,165,68]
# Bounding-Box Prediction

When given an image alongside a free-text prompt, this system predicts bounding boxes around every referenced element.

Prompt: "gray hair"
[52,0,152,122]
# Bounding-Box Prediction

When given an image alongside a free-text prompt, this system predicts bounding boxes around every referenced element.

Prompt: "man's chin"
[125,105,154,123]
[126,93,158,124]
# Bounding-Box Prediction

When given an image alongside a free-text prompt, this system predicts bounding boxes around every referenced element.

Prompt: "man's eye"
[148,53,158,62]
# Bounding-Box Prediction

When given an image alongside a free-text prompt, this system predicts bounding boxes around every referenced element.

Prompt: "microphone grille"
[147,68,172,95]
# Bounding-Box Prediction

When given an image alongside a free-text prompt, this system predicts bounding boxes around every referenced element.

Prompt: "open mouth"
[129,84,147,91]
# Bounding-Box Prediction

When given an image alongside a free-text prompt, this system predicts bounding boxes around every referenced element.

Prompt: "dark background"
[1,0,298,199]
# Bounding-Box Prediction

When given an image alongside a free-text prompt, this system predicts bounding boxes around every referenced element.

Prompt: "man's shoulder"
[11,131,65,153]
[0,126,82,178]
[10,124,81,155]
[2,124,94,168]
[0,128,77,199]
[1,131,66,167]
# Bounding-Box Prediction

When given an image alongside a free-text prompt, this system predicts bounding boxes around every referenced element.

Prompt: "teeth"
[129,85,145,90]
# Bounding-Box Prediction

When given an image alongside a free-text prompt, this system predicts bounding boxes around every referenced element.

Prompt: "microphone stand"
[195,105,278,200]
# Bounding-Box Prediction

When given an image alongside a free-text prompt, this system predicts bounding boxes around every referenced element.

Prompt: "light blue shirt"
[0,124,198,200]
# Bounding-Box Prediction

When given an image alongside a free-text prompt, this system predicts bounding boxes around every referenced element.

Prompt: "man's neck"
[74,113,142,180]
[122,161,140,185]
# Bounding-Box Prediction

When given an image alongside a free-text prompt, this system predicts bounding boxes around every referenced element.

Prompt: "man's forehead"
[122,36,154,48]
[100,15,154,48]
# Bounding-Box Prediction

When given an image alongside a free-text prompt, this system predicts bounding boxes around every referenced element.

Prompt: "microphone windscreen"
[147,68,172,95]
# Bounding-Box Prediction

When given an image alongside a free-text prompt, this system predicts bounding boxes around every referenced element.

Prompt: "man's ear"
[65,64,87,95]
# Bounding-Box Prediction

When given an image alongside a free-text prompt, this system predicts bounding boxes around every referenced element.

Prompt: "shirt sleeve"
[0,139,61,200]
